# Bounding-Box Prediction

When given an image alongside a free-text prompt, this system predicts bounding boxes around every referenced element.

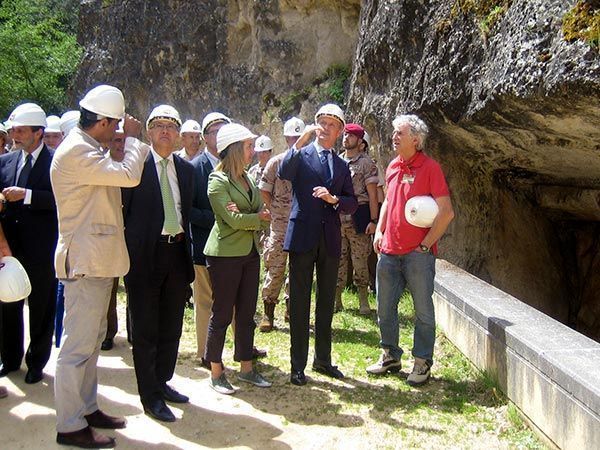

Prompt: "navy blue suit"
[190,151,215,266]
[279,143,357,372]
[0,146,58,374]
[122,152,194,403]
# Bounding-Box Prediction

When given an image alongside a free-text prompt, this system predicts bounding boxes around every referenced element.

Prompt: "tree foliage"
[0,0,82,118]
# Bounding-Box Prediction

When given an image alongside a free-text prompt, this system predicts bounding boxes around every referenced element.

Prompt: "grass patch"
[171,277,546,448]
[448,0,513,36]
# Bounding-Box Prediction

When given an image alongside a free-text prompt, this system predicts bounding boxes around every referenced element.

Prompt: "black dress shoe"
[85,409,126,429]
[290,370,307,386]
[312,362,345,379]
[25,369,44,384]
[161,384,189,404]
[143,398,176,422]
[56,426,115,448]
[100,338,113,351]
[252,346,267,358]
[0,364,18,377]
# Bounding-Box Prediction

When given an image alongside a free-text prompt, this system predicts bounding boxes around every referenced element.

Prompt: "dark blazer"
[0,146,57,263]
[189,151,215,265]
[278,143,357,258]
[122,152,194,283]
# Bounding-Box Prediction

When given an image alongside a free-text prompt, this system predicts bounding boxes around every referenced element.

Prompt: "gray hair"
[392,114,429,151]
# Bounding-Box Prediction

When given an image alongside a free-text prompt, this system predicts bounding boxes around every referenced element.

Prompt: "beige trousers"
[193,265,213,359]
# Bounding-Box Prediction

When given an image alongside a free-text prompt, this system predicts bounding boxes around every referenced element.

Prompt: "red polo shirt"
[381,151,450,255]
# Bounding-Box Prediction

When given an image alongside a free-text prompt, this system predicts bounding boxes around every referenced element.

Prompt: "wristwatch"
[419,244,430,253]
[370,218,378,224]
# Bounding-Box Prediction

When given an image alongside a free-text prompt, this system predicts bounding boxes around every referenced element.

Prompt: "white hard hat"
[405,196,439,228]
[60,110,80,134]
[0,123,6,135]
[216,123,257,155]
[0,256,32,303]
[363,131,371,147]
[146,104,182,129]
[315,103,345,127]
[254,135,273,152]
[7,103,47,128]
[79,84,125,119]
[2,121,11,131]
[45,115,62,133]
[283,117,305,137]
[201,112,231,136]
[180,119,201,134]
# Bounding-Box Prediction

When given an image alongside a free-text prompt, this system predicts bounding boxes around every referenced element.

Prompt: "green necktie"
[159,159,179,236]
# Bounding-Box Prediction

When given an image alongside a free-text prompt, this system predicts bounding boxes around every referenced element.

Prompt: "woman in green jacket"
[203,123,271,394]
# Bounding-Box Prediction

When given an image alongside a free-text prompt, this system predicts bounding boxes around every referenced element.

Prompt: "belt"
[158,233,185,244]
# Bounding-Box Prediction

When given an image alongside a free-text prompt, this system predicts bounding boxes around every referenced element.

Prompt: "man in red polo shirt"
[366,114,454,386]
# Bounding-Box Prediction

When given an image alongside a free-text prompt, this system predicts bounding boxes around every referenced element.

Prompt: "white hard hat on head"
[7,103,47,128]
[216,123,257,155]
[283,117,305,137]
[60,110,80,134]
[146,104,182,129]
[79,84,125,119]
[0,256,32,303]
[202,112,231,136]
[315,103,345,127]
[45,115,62,134]
[254,135,273,152]
[180,119,201,134]
[405,196,439,228]
[363,130,371,147]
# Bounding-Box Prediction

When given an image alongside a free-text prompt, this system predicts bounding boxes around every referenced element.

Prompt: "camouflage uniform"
[337,152,379,291]
[259,151,292,306]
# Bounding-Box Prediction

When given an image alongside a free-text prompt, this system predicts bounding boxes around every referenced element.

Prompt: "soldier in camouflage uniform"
[257,118,305,332]
[249,135,273,250]
[336,123,380,314]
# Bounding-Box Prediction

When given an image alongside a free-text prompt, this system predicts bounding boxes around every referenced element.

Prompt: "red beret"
[344,123,365,139]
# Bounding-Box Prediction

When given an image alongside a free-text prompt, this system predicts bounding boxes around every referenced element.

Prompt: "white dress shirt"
[150,148,184,234]
[205,150,220,169]
[16,142,44,205]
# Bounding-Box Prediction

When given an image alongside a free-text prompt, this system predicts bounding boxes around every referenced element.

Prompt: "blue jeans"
[376,251,436,364]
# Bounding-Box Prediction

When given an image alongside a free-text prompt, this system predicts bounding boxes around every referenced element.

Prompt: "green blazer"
[203,170,268,257]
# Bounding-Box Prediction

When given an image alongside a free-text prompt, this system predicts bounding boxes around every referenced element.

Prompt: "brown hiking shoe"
[259,301,275,332]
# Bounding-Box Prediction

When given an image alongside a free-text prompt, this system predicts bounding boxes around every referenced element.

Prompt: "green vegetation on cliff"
[0,0,82,117]
[562,0,600,48]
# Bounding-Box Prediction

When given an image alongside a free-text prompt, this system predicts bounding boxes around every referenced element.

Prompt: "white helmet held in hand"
[216,123,257,155]
[60,110,81,134]
[180,119,201,134]
[405,196,439,228]
[254,135,273,152]
[79,84,125,119]
[146,104,182,129]
[315,103,345,127]
[7,103,47,128]
[202,112,231,136]
[0,256,32,303]
[283,117,305,137]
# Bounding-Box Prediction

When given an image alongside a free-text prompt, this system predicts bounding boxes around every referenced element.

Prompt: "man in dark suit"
[279,103,357,386]
[123,105,194,423]
[0,103,57,384]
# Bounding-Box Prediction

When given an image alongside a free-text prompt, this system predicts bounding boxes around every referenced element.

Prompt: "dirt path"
[0,326,374,450]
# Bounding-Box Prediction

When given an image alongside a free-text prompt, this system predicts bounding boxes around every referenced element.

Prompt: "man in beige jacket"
[51,85,149,449]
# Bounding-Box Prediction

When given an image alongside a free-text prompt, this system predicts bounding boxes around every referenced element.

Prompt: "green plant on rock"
[562,0,600,48]
[450,0,513,37]
[315,64,351,106]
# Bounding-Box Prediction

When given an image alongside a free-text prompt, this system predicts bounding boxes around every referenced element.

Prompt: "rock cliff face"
[74,0,600,340]
[347,0,600,339]
[74,0,359,131]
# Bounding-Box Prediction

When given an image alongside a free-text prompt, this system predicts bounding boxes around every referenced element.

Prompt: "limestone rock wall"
[74,0,359,131]
[347,0,600,338]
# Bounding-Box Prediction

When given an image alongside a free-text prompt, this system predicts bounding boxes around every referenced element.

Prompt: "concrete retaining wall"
[433,260,600,450]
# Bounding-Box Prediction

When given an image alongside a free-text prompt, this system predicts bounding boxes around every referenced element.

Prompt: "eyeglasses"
[149,123,179,132]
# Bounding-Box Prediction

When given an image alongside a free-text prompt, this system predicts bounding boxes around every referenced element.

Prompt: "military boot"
[259,301,276,332]
[334,287,344,312]
[358,286,371,315]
